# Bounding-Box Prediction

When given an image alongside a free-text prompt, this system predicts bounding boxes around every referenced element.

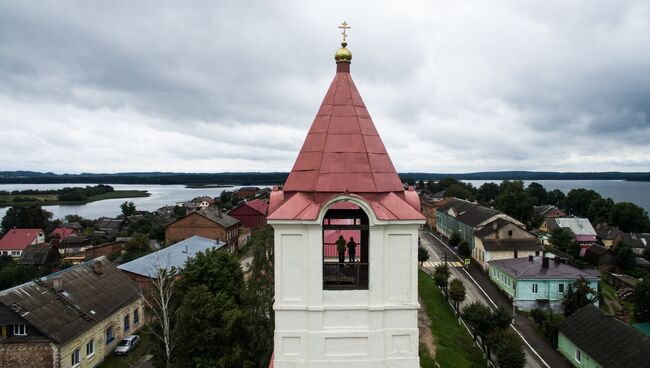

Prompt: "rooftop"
[0,256,140,344]
[490,256,599,280]
[558,304,650,368]
[554,217,597,236]
[0,228,42,251]
[481,239,542,252]
[118,235,225,278]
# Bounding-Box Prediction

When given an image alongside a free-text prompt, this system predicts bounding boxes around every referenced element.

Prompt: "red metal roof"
[50,227,76,240]
[244,199,269,215]
[269,59,424,221]
[0,228,42,251]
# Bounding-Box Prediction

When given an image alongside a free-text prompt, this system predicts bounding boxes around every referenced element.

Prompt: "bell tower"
[267,23,425,368]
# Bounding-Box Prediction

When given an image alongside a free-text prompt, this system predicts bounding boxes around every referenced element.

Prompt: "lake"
[0,184,272,220]
[0,180,648,220]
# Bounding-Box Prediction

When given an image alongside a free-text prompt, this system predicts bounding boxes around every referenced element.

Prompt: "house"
[545,217,598,248]
[84,240,125,260]
[472,218,542,271]
[534,205,566,219]
[583,244,616,270]
[236,186,260,199]
[58,236,91,255]
[50,227,78,241]
[0,228,45,258]
[165,209,240,250]
[0,257,144,368]
[595,225,624,249]
[489,256,599,312]
[191,196,214,210]
[435,197,523,250]
[228,199,268,230]
[420,194,447,230]
[19,242,60,266]
[557,304,650,368]
[95,218,123,237]
[118,235,224,297]
[621,232,650,256]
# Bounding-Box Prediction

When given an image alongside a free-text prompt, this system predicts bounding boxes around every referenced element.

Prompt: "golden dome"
[335,42,352,62]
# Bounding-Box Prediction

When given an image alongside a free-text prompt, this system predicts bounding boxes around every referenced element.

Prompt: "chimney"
[92,260,104,275]
[528,255,533,262]
[542,257,549,269]
[52,276,63,292]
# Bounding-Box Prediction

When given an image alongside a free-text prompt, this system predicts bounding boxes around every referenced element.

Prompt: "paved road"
[419,230,570,368]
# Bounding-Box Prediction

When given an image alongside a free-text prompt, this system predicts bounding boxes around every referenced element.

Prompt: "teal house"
[557,305,650,368]
[489,256,599,312]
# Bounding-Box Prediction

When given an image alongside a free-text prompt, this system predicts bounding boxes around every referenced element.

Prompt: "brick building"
[165,209,240,250]
[228,199,268,230]
[84,241,125,260]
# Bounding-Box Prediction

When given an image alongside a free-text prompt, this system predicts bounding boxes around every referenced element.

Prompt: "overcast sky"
[1,1,649,174]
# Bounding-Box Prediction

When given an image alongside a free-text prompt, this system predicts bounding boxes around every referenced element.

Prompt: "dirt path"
[418,295,436,361]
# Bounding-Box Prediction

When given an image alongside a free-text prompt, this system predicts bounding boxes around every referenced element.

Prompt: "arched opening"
[322,201,369,290]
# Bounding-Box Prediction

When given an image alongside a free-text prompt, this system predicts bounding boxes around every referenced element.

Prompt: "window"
[71,348,80,367]
[11,251,20,256]
[322,203,369,290]
[532,284,539,293]
[134,308,140,324]
[13,324,26,336]
[535,251,540,256]
[124,315,130,331]
[559,284,565,293]
[508,230,513,237]
[575,349,581,362]
[86,339,95,357]
[106,326,114,344]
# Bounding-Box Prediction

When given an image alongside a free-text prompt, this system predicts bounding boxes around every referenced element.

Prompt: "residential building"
[118,235,224,297]
[0,256,144,368]
[19,242,59,266]
[583,244,616,270]
[420,194,446,230]
[472,218,542,271]
[266,40,425,367]
[436,197,523,250]
[50,227,78,241]
[191,196,214,210]
[165,209,240,250]
[621,232,650,255]
[58,236,91,255]
[236,186,260,199]
[545,217,598,248]
[595,225,624,249]
[228,199,268,230]
[94,218,123,237]
[557,304,650,368]
[534,205,566,219]
[489,256,599,312]
[84,240,125,260]
[0,228,44,258]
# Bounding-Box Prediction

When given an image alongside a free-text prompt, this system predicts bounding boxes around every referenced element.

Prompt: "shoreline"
[0,190,150,208]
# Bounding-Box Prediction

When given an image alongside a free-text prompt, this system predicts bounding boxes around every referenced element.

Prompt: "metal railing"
[323,262,368,290]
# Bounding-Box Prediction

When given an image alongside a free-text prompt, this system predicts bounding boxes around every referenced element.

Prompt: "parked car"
[114,335,140,355]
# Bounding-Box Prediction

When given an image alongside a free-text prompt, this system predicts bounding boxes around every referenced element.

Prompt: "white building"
[267,38,425,368]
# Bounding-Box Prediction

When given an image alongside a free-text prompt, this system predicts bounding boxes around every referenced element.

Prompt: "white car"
[114,335,140,355]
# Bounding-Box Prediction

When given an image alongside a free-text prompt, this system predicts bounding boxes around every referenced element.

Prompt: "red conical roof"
[283,62,403,193]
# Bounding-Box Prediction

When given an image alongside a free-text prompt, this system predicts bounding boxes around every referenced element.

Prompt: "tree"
[546,189,566,207]
[120,201,137,218]
[458,240,471,259]
[477,182,500,204]
[144,267,178,368]
[635,278,650,322]
[495,181,534,224]
[549,228,575,254]
[418,246,429,266]
[448,278,466,313]
[643,246,650,261]
[564,189,601,217]
[562,277,597,316]
[610,202,650,232]
[526,182,547,206]
[449,232,462,248]
[444,184,474,201]
[486,329,526,368]
[530,308,546,329]
[172,205,187,218]
[1,205,52,234]
[462,301,493,344]
[433,264,450,299]
[491,306,512,330]
[614,242,636,271]
[587,197,614,226]
[125,232,150,253]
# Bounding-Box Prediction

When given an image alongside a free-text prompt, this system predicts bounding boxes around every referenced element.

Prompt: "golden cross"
[338,21,351,43]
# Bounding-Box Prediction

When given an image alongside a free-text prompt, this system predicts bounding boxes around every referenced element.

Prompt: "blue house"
[489,256,600,312]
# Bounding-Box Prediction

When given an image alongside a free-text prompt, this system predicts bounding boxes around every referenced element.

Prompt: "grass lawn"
[98,329,152,368]
[419,271,486,368]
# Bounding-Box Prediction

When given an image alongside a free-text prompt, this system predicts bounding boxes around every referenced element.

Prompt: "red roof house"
[50,227,77,241]
[228,199,269,229]
[0,228,45,257]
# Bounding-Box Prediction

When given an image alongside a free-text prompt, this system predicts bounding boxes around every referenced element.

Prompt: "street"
[419,230,570,368]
